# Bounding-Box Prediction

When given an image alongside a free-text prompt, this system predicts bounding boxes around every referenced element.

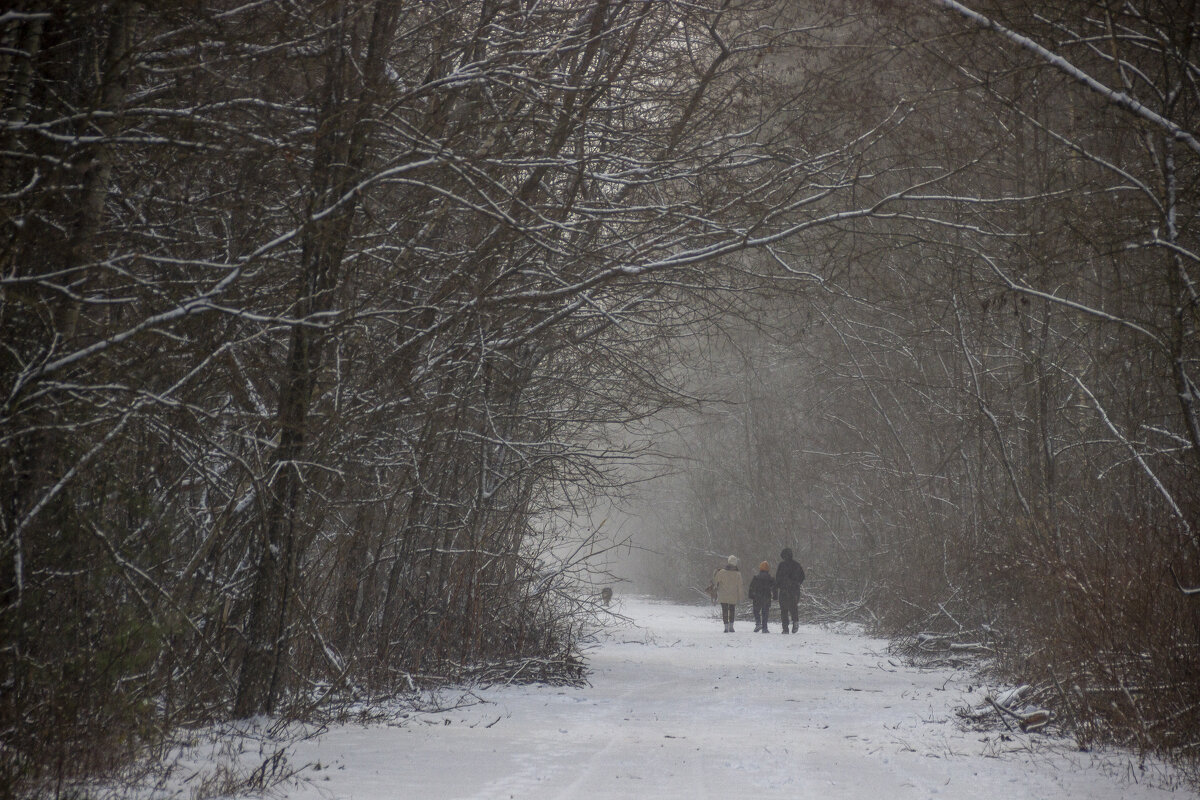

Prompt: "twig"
[1170,566,1200,596]
[985,696,1016,732]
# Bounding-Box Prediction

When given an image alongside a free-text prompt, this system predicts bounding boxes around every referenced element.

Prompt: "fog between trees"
[1,0,1197,796]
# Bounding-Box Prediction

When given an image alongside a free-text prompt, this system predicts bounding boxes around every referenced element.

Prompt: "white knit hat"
[727,555,738,566]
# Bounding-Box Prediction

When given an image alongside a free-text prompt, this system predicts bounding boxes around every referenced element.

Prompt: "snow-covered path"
[288,598,1189,799]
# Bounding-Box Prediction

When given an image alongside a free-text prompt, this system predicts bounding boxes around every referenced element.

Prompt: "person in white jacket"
[712,555,743,632]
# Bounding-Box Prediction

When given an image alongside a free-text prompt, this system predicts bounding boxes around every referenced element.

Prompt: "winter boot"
[761,626,768,634]
[724,621,732,633]
[791,623,798,633]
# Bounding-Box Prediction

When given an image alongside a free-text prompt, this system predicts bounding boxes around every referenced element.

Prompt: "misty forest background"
[1,0,1198,796]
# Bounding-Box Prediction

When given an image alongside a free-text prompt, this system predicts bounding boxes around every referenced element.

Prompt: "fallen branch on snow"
[963,686,1053,733]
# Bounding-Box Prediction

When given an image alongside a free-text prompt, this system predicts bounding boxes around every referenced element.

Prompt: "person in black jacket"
[775,548,805,634]
[748,561,776,633]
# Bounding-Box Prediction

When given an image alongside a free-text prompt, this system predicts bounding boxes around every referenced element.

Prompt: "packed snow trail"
[287,598,1188,799]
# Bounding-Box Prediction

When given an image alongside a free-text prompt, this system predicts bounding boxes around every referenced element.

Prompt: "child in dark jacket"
[748,561,776,633]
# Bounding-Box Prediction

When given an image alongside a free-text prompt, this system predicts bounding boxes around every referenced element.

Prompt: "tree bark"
[235,0,401,717]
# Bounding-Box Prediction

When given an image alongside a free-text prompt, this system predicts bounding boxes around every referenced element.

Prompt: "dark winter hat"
[780,547,793,560]
[759,561,770,571]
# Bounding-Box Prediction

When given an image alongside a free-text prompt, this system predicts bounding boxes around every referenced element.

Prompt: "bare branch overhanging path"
[934,0,1200,158]
[284,599,1185,800]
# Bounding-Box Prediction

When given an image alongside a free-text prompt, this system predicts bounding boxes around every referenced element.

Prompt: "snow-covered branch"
[935,0,1200,157]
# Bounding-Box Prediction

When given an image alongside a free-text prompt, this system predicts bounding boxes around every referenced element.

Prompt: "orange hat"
[759,561,770,571]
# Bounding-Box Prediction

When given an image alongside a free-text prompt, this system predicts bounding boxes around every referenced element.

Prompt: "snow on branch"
[1171,567,1200,597]
[972,248,1166,349]
[935,0,1200,158]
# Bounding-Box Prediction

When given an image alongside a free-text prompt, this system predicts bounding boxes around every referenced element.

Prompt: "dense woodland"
[0,1,1197,797]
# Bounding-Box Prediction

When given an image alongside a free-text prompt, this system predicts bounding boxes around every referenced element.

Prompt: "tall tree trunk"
[1164,138,1200,478]
[235,0,400,717]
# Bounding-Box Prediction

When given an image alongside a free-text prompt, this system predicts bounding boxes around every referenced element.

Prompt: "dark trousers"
[752,598,770,629]
[779,593,800,630]
[721,603,736,624]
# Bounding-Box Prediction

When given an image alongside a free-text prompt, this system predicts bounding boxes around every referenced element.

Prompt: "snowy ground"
[281,598,1192,799]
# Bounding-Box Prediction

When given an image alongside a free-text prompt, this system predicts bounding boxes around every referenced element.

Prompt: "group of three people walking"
[711,548,806,633]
